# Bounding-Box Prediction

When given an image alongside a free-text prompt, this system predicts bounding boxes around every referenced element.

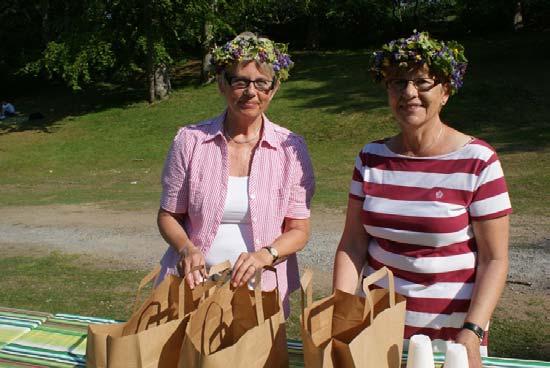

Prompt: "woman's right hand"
[455,329,482,368]
[179,245,206,289]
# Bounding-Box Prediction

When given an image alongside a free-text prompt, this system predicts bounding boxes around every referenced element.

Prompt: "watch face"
[268,247,278,259]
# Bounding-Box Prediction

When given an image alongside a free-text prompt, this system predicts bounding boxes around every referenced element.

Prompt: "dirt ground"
[0,204,548,306]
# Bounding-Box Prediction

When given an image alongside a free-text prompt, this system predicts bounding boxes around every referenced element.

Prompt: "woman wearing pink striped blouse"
[333,32,511,368]
[156,33,314,316]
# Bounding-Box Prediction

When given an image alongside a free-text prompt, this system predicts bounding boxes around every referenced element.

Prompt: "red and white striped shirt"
[350,138,512,354]
[158,111,315,315]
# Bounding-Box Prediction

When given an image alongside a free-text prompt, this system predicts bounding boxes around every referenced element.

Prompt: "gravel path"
[0,204,548,292]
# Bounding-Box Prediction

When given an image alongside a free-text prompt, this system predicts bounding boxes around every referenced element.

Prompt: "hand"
[179,246,206,289]
[231,250,273,287]
[455,329,483,368]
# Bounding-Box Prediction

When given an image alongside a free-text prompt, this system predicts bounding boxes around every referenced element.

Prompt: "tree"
[144,0,172,102]
[14,0,184,101]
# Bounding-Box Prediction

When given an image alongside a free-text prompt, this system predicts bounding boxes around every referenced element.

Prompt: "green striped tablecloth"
[0,309,548,368]
[0,308,51,350]
[0,313,117,367]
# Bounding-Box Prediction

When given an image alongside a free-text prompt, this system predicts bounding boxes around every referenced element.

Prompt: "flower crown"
[210,34,294,81]
[370,31,468,94]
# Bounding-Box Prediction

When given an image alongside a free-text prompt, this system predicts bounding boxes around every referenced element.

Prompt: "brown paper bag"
[87,261,231,368]
[179,266,288,368]
[300,267,406,368]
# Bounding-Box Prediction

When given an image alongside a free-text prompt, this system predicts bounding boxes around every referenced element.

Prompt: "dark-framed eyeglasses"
[385,78,438,92]
[224,73,275,92]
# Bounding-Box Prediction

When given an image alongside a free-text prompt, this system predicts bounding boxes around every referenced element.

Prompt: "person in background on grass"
[0,100,17,120]
[156,32,315,317]
[333,31,511,368]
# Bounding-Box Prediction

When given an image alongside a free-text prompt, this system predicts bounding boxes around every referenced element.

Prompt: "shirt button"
[250,193,256,199]
[255,238,261,245]
[252,217,257,223]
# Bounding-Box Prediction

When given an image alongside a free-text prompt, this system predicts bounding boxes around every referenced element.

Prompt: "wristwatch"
[265,246,279,263]
[462,322,484,341]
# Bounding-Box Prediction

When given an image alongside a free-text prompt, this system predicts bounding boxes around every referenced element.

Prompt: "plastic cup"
[406,334,435,368]
[444,343,469,368]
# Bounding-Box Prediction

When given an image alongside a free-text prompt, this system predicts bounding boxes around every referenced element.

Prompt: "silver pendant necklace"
[224,124,261,144]
[420,123,445,153]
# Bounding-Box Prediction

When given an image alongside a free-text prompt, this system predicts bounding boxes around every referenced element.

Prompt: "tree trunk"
[392,0,404,34]
[306,15,320,49]
[38,0,50,46]
[154,64,171,99]
[413,0,420,29]
[200,1,216,84]
[144,0,155,103]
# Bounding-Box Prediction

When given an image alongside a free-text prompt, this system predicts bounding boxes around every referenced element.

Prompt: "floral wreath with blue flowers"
[371,31,468,94]
[210,33,294,81]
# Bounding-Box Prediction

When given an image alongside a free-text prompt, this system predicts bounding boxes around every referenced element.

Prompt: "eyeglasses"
[385,78,438,92]
[224,74,274,92]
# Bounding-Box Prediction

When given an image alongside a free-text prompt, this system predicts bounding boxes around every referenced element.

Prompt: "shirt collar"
[204,112,225,142]
[205,109,279,149]
[260,114,279,149]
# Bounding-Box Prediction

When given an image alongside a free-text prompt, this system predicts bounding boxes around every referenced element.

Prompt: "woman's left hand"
[455,329,483,368]
[231,250,273,287]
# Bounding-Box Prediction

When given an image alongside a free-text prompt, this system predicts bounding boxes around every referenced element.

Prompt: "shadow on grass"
[0,61,203,136]
[0,83,145,135]
[2,32,549,155]
[283,31,550,154]
[442,32,550,153]
[285,51,387,114]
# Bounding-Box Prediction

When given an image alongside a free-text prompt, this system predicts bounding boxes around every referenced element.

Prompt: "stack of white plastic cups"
[443,343,469,368]
[406,334,435,368]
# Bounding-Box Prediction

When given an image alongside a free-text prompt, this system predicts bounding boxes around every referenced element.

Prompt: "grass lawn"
[0,31,549,361]
[0,253,548,361]
[1,32,548,213]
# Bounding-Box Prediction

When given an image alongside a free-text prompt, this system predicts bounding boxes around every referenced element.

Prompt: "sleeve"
[160,128,189,213]
[285,135,315,219]
[469,151,512,220]
[349,149,366,201]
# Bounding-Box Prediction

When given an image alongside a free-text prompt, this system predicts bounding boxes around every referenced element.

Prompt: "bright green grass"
[0,253,144,320]
[1,32,549,213]
[490,315,550,361]
[0,253,548,361]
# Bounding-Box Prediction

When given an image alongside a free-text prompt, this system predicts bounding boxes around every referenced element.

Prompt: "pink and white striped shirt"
[350,138,512,355]
[158,111,315,314]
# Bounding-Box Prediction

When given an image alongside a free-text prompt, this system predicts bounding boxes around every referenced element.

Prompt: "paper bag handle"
[183,261,229,287]
[183,260,232,283]
[180,261,233,318]
[361,266,396,307]
[178,264,205,318]
[208,260,231,276]
[132,265,162,313]
[361,277,375,323]
[252,265,279,326]
[200,301,225,355]
[299,269,314,327]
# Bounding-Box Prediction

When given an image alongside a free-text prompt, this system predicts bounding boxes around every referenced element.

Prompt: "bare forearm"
[269,225,309,259]
[467,216,510,328]
[465,258,508,328]
[333,243,367,293]
[232,218,310,286]
[333,198,369,293]
[157,209,194,253]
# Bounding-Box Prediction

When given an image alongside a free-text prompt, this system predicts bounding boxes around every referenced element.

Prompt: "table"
[0,307,547,367]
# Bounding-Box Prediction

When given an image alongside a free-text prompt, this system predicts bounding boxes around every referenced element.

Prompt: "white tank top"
[205,176,254,266]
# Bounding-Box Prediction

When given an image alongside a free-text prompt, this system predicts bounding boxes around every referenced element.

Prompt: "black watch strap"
[462,322,484,340]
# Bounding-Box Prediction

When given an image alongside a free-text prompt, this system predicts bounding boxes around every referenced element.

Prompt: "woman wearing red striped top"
[156,33,315,316]
[333,32,511,368]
